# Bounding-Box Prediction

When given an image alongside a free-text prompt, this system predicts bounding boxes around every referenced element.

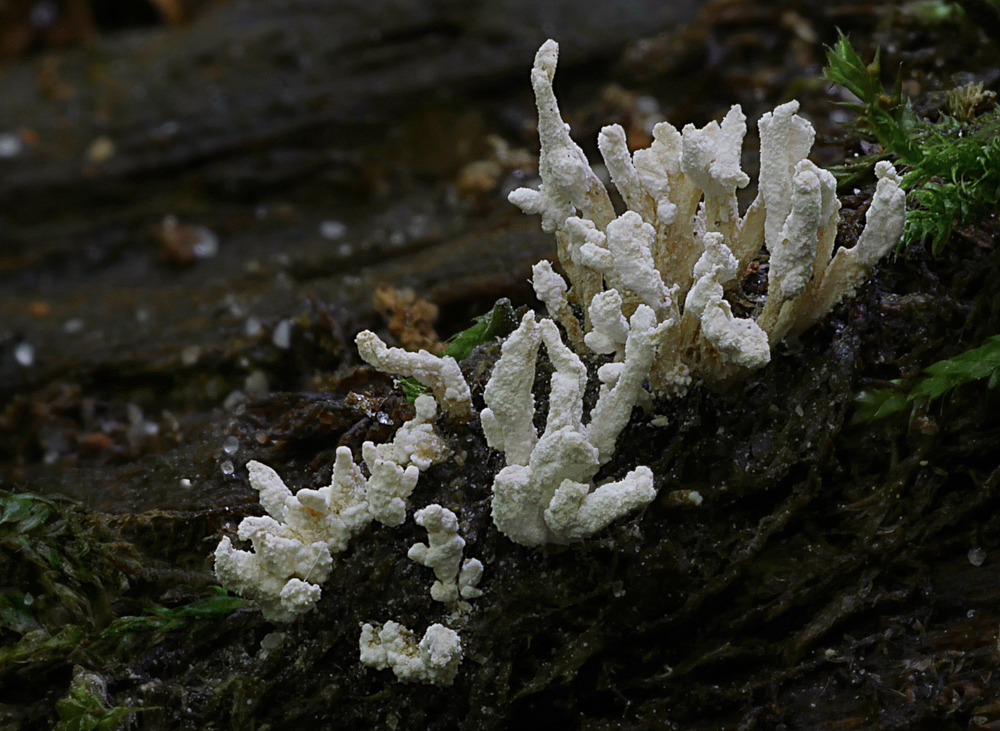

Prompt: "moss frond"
[853,334,1000,423]
[824,31,1000,254]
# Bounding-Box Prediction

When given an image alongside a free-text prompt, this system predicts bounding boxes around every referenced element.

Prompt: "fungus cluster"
[213,39,906,685]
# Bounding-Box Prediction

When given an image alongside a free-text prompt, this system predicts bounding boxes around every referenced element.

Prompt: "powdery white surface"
[372,394,451,471]
[604,211,673,316]
[683,233,770,370]
[584,289,630,356]
[506,39,615,234]
[480,311,541,467]
[361,442,420,527]
[214,409,446,620]
[679,104,750,227]
[786,160,906,337]
[531,260,585,347]
[214,457,377,622]
[214,529,327,624]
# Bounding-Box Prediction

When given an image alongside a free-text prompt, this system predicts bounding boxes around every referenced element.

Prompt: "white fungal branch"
[682,233,770,371]
[507,39,616,235]
[214,458,363,623]
[360,443,420,528]
[480,311,542,467]
[507,40,905,395]
[218,40,907,690]
[372,394,451,471]
[408,504,483,604]
[482,38,905,545]
[355,330,472,418]
[484,311,666,546]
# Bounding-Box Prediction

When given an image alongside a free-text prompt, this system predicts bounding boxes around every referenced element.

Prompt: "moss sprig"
[853,334,1000,423]
[824,30,1000,254]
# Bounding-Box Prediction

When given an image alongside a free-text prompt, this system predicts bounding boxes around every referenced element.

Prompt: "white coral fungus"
[214,456,368,622]
[509,39,905,395]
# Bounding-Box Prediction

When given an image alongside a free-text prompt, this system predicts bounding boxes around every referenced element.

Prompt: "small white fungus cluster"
[214,394,452,624]
[213,351,479,684]
[359,621,463,686]
[356,331,471,418]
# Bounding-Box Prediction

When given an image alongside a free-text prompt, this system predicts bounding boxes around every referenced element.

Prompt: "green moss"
[99,588,245,638]
[0,489,243,679]
[0,490,116,642]
[401,297,518,400]
[54,666,147,731]
[824,30,1000,254]
[853,334,1000,422]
